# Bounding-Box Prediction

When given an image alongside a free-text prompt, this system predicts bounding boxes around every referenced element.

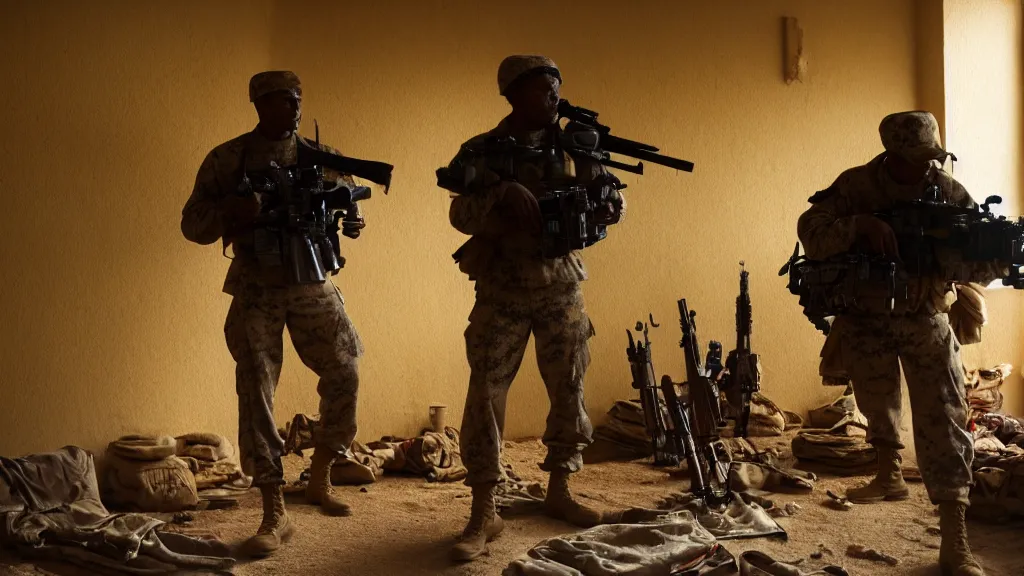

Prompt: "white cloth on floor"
[503,511,733,576]
[655,492,787,540]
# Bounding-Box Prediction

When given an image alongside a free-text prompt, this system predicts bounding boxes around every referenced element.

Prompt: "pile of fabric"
[729,451,817,494]
[503,511,734,576]
[964,364,1012,420]
[590,400,650,456]
[104,434,248,512]
[281,414,467,484]
[0,446,234,574]
[969,411,1024,521]
[791,388,877,475]
[503,510,846,575]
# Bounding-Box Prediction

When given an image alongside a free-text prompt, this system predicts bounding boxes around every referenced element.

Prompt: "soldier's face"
[886,153,931,186]
[254,91,302,135]
[508,73,560,128]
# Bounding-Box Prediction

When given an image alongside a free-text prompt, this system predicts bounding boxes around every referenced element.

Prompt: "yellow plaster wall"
[942,0,1024,416]
[0,0,274,455]
[0,0,928,456]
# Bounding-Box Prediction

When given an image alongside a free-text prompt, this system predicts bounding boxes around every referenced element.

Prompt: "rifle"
[660,299,732,507]
[557,99,695,175]
[436,100,694,260]
[722,263,761,438]
[626,315,679,467]
[875,192,1024,287]
[237,127,393,284]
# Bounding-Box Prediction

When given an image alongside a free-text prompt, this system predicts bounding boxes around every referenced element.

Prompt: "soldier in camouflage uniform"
[798,111,1007,576]
[441,55,627,562]
[181,71,363,558]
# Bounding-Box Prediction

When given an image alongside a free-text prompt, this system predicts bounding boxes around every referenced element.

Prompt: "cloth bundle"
[973,413,1024,449]
[0,446,234,574]
[502,511,734,576]
[964,364,1012,420]
[740,393,803,437]
[970,446,1024,522]
[791,388,876,475]
[282,414,467,484]
[729,453,817,494]
[104,433,247,512]
[948,282,987,345]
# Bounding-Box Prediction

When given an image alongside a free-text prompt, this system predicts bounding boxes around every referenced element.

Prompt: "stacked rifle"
[625,264,761,506]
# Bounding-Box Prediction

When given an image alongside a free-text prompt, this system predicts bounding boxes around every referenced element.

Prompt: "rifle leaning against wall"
[720,263,761,438]
[660,299,732,507]
[626,315,679,467]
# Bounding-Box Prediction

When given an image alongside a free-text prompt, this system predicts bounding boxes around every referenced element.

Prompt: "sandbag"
[107,435,177,461]
[104,452,198,513]
[174,432,234,462]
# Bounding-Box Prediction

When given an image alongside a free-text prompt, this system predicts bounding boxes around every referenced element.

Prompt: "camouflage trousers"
[225,280,363,486]
[841,313,972,505]
[460,282,595,486]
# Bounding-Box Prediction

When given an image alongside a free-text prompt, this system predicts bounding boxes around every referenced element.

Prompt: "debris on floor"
[810,543,834,559]
[846,543,898,566]
[282,414,468,484]
[739,550,849,575]
[824,490,852,511]
[769,502,802,518]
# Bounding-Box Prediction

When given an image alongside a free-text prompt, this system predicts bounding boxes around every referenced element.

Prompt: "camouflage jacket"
[797,153,1004,315]
[445,116,627,288]
[181,129,355,294]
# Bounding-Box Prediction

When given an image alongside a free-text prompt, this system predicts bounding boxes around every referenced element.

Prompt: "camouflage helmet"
[497,55,561,96]
[249,70,302,103]
[879,111,949,163]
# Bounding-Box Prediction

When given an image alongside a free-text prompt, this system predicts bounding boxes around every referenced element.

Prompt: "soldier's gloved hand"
[855,215,901,260]
[499,182,542,233]
[594,201,621,225]
[220,195,261,225]
[342,213,366,239]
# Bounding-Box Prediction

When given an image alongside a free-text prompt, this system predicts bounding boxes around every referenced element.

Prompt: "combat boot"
[939,501,985,576]
[451,483,504,562]
[545,469,606,528]
[305,447,351,516]
[241,484,295,558]
[846,445,910,503]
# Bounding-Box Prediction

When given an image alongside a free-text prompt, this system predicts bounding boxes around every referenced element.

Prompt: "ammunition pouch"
[537,185,607,259]
[438,137,619,260]
[782,248,908,333]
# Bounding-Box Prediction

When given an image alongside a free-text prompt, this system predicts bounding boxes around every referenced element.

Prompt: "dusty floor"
[2,436,1023,576]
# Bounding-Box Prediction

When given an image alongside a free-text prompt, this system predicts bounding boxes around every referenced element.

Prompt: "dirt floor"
[2,436,1023,576]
